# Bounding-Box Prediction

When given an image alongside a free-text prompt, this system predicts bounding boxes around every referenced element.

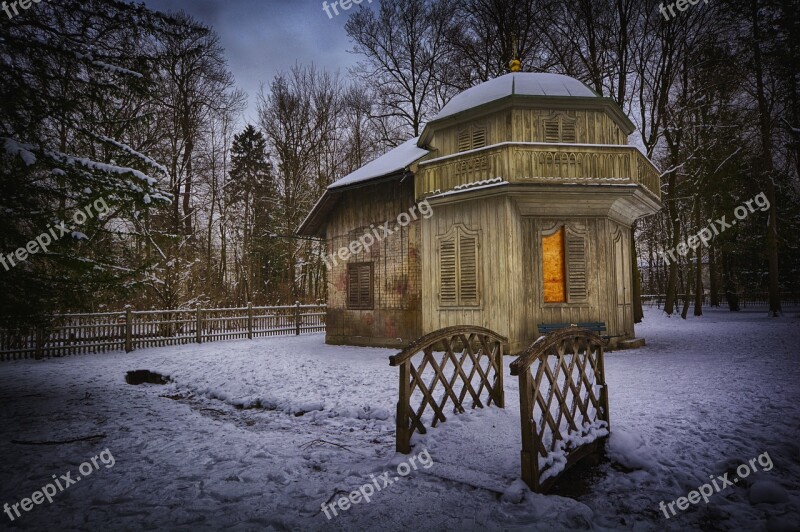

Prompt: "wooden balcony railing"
[417,142,661,201]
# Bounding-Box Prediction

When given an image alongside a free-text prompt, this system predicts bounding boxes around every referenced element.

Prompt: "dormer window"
[543,113,577,143]
[457,125,487,152]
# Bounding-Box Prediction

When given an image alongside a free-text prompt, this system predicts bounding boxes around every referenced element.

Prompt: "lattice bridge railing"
[510,328,610,492]
[389,326,507,453]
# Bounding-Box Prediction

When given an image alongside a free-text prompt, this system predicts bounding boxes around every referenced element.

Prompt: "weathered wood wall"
[428,106,629,159]
[420,198,636,353]
[521,217,634,342]
[325,179,422,347]
[420,195,528,353]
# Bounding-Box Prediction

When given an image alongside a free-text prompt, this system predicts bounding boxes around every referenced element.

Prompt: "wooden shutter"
[544,119,560,142]
[347,263,373,309]
[458,233,478,304]
[458,126,487,152]
[544,115,577,143]
[457,129,471,152]
[358,265,371,306]
[472,127,486,150]
[566,232,587,300]
[438,227,480,307]
[439,238,457,305]
[347,266,360,308]
[561,120,577,143]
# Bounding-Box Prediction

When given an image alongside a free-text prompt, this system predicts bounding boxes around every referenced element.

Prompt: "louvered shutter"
[458,234,478,304]
[544,119,560,142]
[472,127,486,150]
[439,238,457,305]
[561,120,577,143]
[347,265,360,308]
[457,129,471,152]
[347,263,373,309]
[358,265,372,307]
[566,233,587,300]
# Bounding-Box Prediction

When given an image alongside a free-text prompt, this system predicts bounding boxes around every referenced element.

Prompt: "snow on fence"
[389,326,506,454]
[0,303,326,361]
[510,328,610,493]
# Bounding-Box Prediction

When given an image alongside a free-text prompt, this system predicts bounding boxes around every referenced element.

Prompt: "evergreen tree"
[0,0,171,323]
[228,125,275,303]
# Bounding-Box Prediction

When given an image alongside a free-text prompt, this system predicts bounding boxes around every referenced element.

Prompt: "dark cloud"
[142,0,364,122]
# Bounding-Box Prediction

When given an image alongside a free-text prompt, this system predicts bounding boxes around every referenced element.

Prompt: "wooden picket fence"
[0,303,326,361]
[641,293,800,309]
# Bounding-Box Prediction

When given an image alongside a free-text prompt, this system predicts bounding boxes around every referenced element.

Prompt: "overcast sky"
[142,0,368,123]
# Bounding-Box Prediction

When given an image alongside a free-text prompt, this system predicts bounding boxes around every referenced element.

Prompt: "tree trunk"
[631,224,644,323]
[709,242,720,307]
[751,0,782,317]
[722,249,740,311]
[693,201,704,316]
[663,171,681,315]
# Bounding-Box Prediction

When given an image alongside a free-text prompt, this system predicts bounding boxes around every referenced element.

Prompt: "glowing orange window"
[542,228,566,303]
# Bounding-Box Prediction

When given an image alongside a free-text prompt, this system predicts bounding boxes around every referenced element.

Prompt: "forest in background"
[0,0,798,323]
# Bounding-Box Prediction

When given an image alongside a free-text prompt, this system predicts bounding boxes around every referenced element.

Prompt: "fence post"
[196,306,203,344]
[295,301,301,336]
[495,340,505,408]
[518,368,539,491]
[34,326,44,360]
[396,360,412,453]
[125,305,133,353]
[247,302,253,340]
[597,346,610,430]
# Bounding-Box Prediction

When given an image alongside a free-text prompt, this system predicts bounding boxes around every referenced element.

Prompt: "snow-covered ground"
[1,307,798,530]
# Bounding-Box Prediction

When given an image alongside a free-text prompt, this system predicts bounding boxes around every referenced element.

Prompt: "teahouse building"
[298,71,662,353]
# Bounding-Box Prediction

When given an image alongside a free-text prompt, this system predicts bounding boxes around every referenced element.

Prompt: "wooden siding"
[521,217,634,342]
[421,195,637,352]
[421,195,527,353]
[428,108,628,159]
[325,179,422,347]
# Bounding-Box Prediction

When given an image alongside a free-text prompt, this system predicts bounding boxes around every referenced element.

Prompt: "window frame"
[542,112,578,144]
[540,224,588,306]
[456,124,488,152]
[346,262,374,310]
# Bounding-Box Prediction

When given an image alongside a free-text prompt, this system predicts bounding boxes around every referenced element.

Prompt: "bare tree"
[346,0,456,142]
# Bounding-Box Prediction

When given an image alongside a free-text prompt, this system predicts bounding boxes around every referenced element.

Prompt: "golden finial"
[509,36,521,72]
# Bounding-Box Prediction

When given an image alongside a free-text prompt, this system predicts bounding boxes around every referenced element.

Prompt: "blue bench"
[537,322,614,340]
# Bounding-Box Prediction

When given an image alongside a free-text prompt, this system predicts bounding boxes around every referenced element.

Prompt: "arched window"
[542,113,577,143]
[542,226,587,303]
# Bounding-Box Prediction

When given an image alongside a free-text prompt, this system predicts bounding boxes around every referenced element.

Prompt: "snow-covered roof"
[298,137,429,236]
[328,137,429,190]
[433,73,599,121]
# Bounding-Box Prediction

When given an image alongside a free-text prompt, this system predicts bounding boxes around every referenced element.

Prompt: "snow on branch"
[94,134,170,178]
[90,60,144,79]
[2,137,37,166]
